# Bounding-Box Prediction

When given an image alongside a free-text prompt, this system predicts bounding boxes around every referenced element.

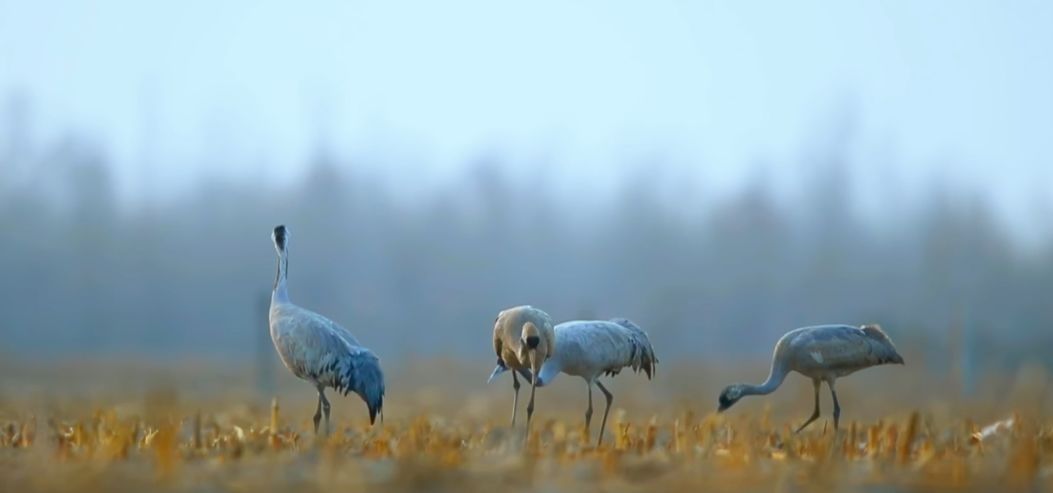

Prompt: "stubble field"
[1,358,1051,492]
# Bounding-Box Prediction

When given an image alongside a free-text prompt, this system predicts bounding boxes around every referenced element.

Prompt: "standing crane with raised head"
[717,324,904,432]
[487,305,556,429]
[268,225,385,435]
[490,317,659,446]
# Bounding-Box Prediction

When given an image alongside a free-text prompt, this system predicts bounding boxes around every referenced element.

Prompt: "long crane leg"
[584,381,594,440]
[319,389,331,436]
[312,393,323,435]
[596,381,614,447]
[510,370,521,426]
[794,379,822,433]
[525,373,538,430]
[828,380,841,430]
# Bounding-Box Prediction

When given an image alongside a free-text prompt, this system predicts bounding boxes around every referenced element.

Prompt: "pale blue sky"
[1,0,1051,226]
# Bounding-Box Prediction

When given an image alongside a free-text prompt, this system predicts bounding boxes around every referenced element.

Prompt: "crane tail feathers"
[328,350,385,425]
[861,324,905,366]
[608,318,659,380]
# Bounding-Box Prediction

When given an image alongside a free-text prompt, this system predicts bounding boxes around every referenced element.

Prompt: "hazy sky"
[1,0,1051,221]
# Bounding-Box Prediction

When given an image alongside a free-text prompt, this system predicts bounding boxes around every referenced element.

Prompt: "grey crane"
[717,324,904,432]
[490,317,658,446]
[487,305,556,429]
[268,225,385,434]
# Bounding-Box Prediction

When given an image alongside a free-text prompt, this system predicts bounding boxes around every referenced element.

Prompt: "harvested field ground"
[1,358,1051,492]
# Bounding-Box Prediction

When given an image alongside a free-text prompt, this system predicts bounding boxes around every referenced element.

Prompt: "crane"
[268,225,385,434]
[491,317,658,446]
[717,324,904,432]
[487,305,555,429]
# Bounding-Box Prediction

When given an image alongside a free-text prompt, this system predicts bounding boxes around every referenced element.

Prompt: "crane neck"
[535,357,562,387]
[744,360,788,397]
[272,248,290,305]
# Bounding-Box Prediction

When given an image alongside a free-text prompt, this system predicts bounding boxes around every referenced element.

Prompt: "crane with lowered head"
[717,324,904,432]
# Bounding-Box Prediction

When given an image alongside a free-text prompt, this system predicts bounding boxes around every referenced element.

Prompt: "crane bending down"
[487,305,556,429]
[268,225,385,434]
[491,318,658,446]
[717,324,903,432]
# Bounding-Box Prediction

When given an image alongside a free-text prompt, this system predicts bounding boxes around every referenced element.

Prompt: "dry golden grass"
[1,358,1052,492]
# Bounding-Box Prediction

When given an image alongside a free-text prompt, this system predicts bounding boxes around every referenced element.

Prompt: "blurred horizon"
[2,1,1051,218]
[2,1,1052,380]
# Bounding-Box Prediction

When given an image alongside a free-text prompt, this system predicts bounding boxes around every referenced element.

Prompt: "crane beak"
[487,365,507,383]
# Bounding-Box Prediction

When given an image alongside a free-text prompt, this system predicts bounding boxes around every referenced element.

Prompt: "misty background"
[1,1,1052,385]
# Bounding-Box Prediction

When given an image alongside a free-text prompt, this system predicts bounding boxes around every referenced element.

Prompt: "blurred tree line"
[1,99,1051,376]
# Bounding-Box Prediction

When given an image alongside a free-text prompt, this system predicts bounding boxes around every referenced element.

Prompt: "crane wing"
[552,319,658,380]
[493,318,504,362]
[788,325,898,372]
[270,305,384,422]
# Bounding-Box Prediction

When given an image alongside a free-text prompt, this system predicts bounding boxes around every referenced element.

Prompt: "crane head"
[717,384,745,412]
[518,321,551,375]
[272,225,289,252]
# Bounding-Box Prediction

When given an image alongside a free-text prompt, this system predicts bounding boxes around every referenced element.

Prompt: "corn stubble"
[0,401,1050,493]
